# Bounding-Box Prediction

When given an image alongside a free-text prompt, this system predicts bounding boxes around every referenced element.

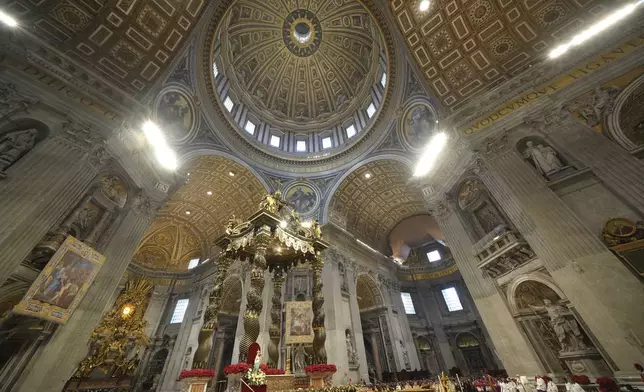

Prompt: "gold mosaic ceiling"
[6,0,205,96]
[133,155,266,270]
[218,0,382,129]
[329,160,427,254]
[390,0,616,112]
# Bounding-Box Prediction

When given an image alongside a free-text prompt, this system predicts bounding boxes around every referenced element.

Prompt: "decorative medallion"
[284,182,319,216]
[400,102,438,150]
[99,174,128,208]
[457,179,483,209]
[283,9,322,57]
[154,89,195,142]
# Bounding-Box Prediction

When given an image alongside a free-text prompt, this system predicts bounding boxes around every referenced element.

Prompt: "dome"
[219,0,383,130]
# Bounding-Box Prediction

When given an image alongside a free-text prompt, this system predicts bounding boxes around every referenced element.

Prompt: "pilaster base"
[560,350,611,378]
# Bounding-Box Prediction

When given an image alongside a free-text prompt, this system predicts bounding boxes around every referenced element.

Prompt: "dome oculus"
[283,10,322,56]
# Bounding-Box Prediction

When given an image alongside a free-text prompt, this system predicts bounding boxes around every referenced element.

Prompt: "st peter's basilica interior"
[0,0,643,392]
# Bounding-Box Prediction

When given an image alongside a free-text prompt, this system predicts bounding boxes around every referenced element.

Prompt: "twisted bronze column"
[238,229,269,362]
[311,253,327,363]
[268,271,285,367]
[192,257,232,368]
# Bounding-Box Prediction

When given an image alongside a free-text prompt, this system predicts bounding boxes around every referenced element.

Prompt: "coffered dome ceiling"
[219,0,382,129]
[133,155,266,270]
[328,159,427,254]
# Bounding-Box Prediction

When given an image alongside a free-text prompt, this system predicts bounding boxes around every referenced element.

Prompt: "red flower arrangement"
[259,364,285,375]
[596,377,618,392]
[179,369,215,379]
[224,363,249,375]
[571,375,590,385]
[305,364,338,374]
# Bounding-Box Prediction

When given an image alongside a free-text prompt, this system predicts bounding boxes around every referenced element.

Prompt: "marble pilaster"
[11,197,157,392]
[536,113,644,216]
[414,289,457,370]
[0,127,108,287]
[475,137,644,374]
[430,199,544,376]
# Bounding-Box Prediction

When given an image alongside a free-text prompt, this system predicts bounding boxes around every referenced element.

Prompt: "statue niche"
[517,137,573,180]
[514,280,610,378]
[0,121,48,179]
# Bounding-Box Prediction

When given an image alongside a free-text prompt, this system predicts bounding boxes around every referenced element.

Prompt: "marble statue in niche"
[530,299,588,353]
[338,263,349,292]
[293,345,308,373]
[0,128,39,176]
[346,329,358,364]
[521,141,565,178]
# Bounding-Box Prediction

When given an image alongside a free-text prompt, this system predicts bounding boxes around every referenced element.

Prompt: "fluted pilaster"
[475,135,644,372]
[543,114,644,215]
[429,198,543,376]
[0,125,108,286]
[14,198,157,392]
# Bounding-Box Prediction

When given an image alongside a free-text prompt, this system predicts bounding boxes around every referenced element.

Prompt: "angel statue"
[260,190,285,214]
[225,214,243,235]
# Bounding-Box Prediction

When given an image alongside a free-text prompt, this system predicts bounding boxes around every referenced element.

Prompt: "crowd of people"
[359,374,642,392]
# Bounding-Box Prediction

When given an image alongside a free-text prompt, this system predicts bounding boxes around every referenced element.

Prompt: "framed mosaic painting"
[13,236,105,324]
[285,301,314,344]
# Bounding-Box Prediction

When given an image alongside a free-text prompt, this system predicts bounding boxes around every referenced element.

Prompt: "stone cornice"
[449,27,644,135]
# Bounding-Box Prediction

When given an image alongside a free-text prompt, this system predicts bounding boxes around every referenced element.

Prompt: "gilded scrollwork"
[75,278,153,378]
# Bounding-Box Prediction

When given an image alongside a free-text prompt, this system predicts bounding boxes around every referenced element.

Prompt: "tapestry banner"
[13,236,105,324]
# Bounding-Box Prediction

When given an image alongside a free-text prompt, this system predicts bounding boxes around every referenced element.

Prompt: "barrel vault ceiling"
[328,159,427,255]
[133,155,266,271]
[390,0,619,113]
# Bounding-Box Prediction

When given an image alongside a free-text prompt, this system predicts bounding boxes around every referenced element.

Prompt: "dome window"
[296,140,307,152]
[270,134,281,147]
[381,73,387,87]
[366,103,376,118]
[321,136,332,149]
[346,124,356,138]
[224,96,234,112]
[213,62,219,78]
[244,120,256,135]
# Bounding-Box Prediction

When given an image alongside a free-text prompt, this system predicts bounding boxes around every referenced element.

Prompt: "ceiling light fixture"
[207,191,213,195]
[301,221,312,228]
[364,173,372,179]
[549,1,643,59]
[0,10,18,27]
[228,171,235,177]
[185,210,191,215]
[142,120,177,171]
[413,132,448,177]
[280,220,287,228]
[419,0,430,12]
